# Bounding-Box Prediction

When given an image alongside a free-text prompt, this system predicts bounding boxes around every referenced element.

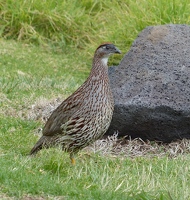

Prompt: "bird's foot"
[71,157,76,165]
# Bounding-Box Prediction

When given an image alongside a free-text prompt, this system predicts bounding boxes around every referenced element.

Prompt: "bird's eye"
[102,45,109,50]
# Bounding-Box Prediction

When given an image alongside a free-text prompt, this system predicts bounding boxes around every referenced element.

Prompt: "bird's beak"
[114,47,121,54]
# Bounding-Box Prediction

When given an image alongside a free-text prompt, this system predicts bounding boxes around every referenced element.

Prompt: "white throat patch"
[101,57,108,65]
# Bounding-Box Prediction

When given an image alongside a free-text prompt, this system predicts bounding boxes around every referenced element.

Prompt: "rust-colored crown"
[96,42,113,51]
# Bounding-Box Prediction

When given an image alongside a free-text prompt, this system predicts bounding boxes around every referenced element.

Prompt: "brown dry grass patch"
[85,134,190,158]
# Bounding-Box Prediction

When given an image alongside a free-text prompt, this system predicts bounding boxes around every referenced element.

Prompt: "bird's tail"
[30,136,49,155]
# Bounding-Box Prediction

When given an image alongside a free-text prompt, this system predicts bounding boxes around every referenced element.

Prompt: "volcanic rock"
[107,24,190,142]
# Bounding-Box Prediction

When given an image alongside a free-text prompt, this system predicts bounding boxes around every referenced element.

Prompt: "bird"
[30,43,121,164]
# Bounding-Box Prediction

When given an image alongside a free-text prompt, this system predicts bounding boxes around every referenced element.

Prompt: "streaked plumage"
[30,43,121,164]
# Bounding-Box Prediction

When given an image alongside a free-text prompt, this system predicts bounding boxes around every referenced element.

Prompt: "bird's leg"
[70,153,76,165]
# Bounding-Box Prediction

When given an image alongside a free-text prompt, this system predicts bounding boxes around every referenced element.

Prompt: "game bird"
[30,43,121,164]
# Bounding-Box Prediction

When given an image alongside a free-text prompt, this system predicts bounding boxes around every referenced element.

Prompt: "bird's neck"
[89,55,109,81]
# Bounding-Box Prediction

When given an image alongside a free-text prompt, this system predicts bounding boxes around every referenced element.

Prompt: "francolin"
[30,43,121,164]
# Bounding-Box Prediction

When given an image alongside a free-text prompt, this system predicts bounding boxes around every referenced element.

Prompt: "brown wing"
[42,93,83,136]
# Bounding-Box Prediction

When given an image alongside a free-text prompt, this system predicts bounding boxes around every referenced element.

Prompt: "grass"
[1,0,190,199]
[0,39,89,118]
[1,116,189,200]
[1,0,190,50]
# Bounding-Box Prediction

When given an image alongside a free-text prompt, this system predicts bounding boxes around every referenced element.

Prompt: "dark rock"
[107,24,190,142]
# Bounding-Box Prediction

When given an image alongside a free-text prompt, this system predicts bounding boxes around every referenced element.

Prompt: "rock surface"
[107,24,190,142]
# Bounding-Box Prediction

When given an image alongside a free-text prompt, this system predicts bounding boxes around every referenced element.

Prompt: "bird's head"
[94,43,121,65]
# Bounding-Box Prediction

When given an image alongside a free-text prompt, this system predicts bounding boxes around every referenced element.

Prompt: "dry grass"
[26,96,62,122]
[85,134,190,158]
